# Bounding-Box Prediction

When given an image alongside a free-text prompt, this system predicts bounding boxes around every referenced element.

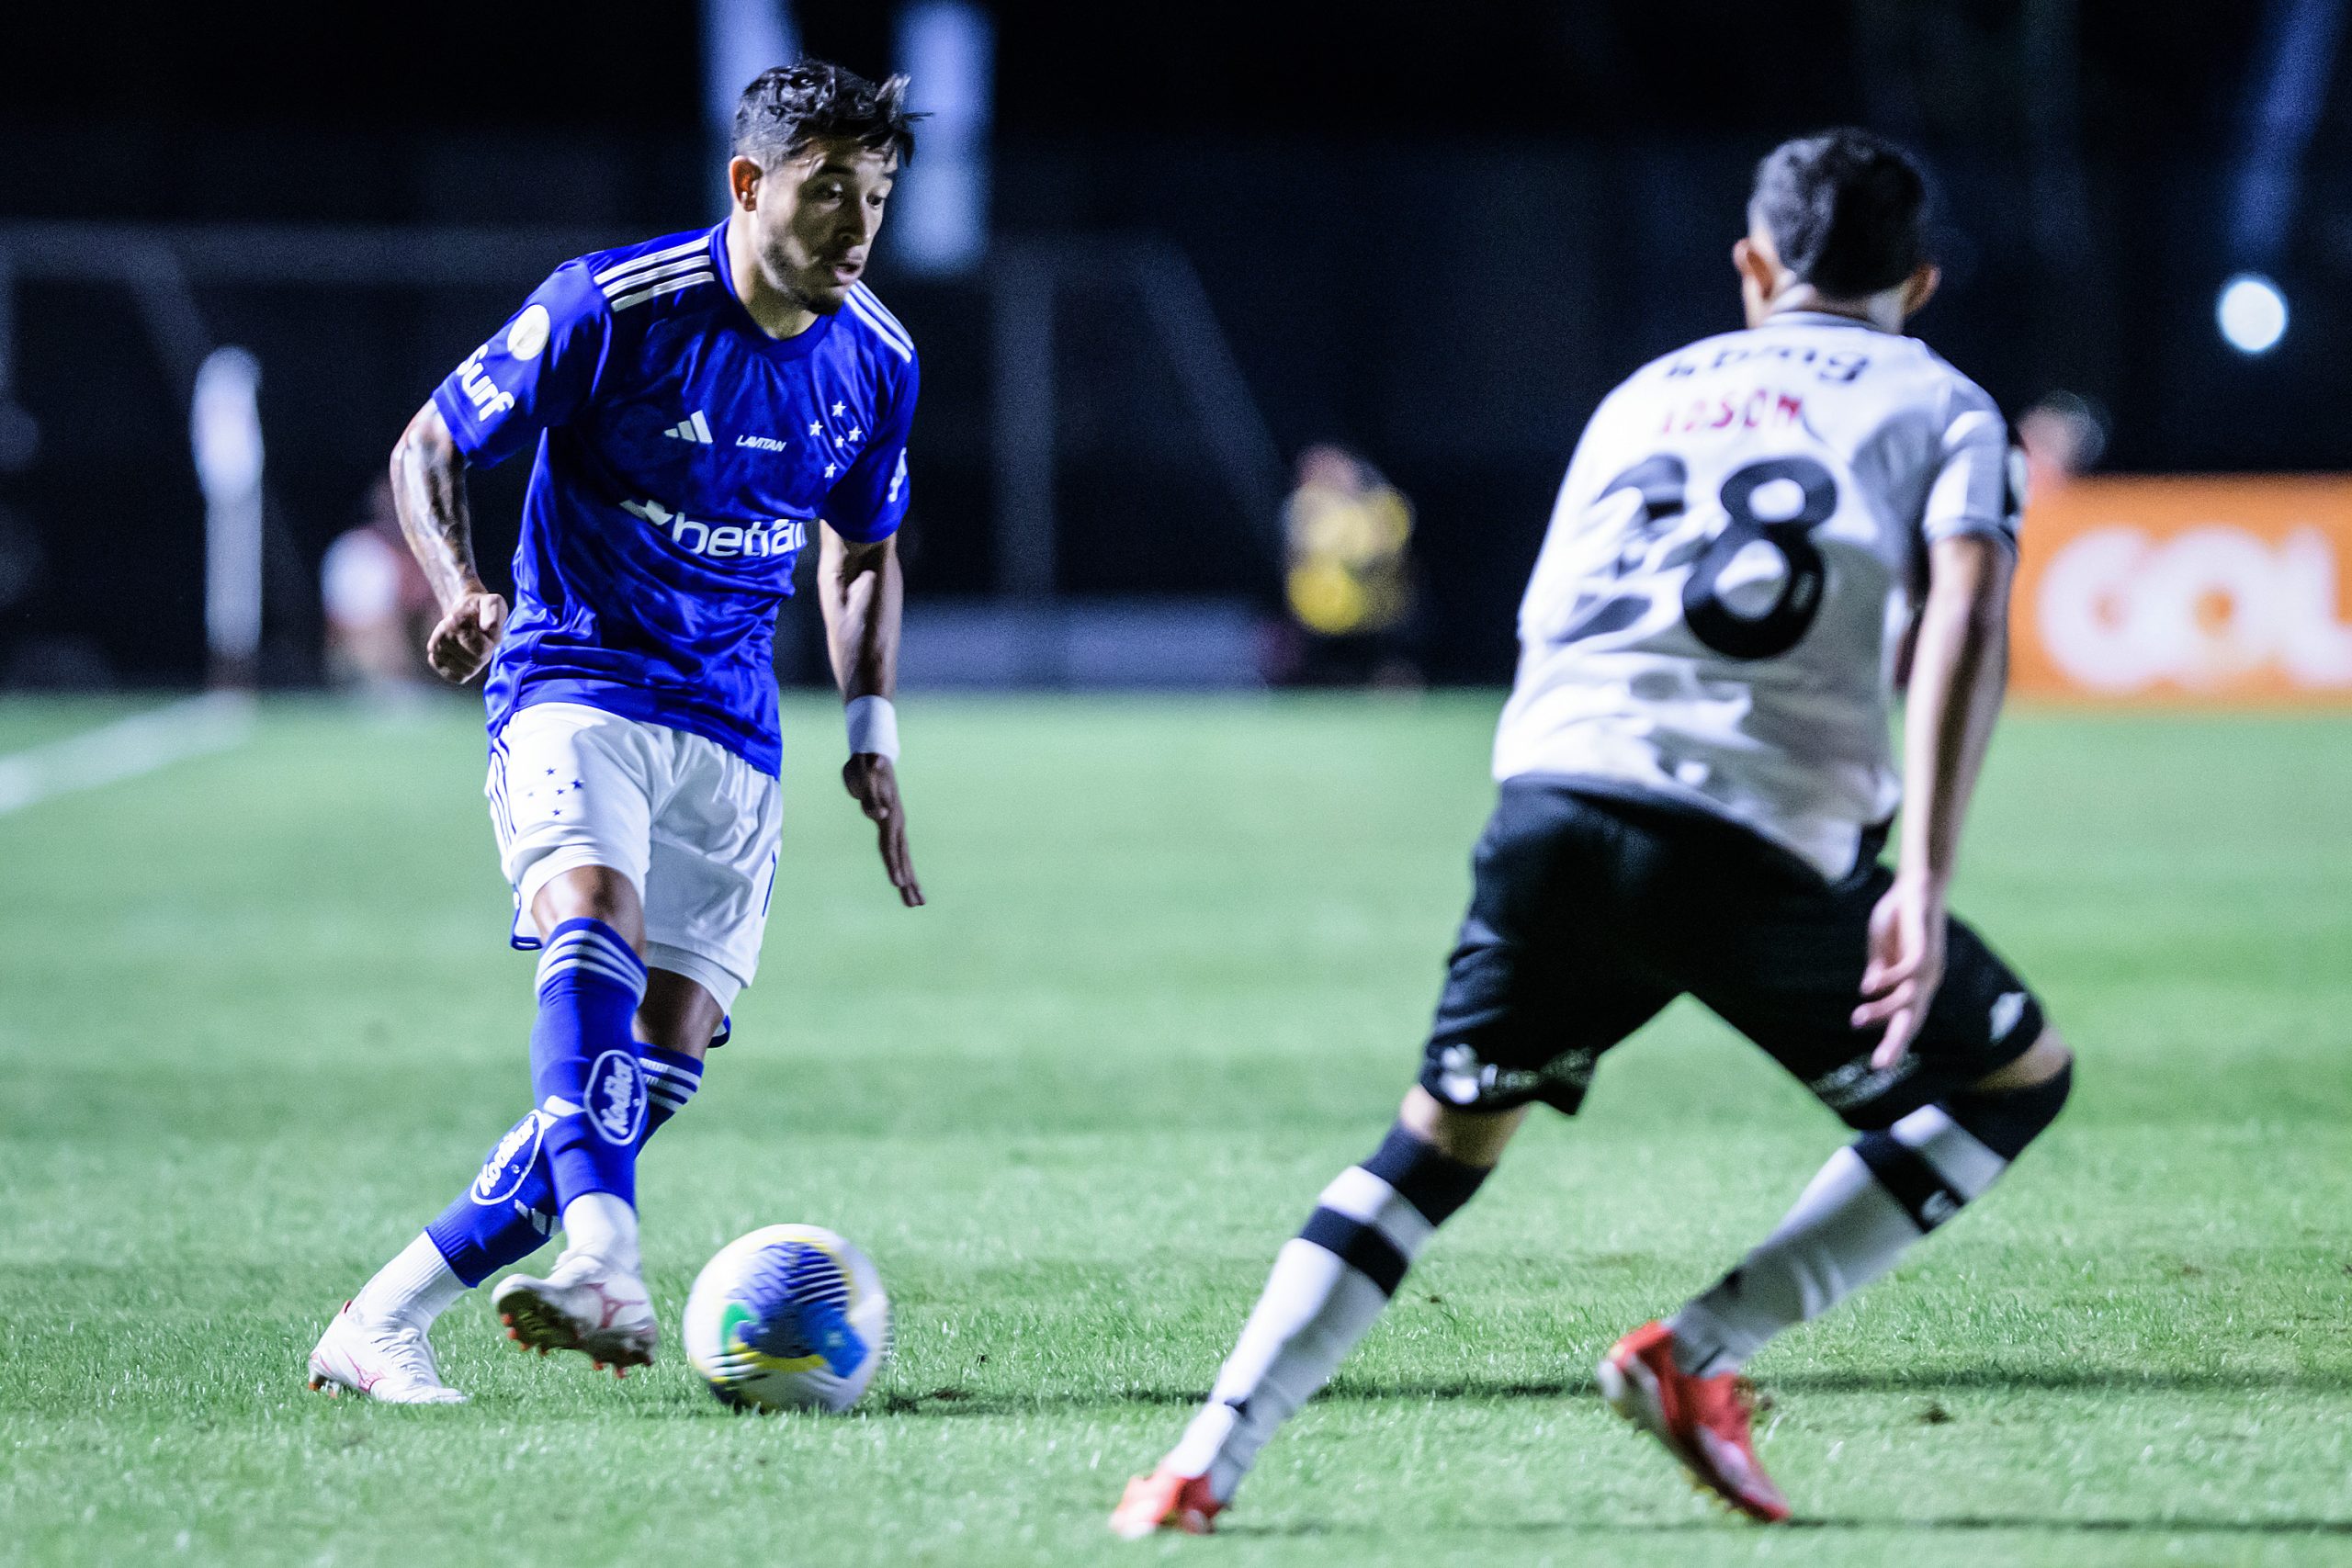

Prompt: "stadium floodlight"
[704,0,799,216]
[2216,273,2289,355]
[191,346,265,685]
[893,1,993,275]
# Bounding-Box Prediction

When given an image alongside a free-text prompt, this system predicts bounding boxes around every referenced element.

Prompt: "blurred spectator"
[2018,390,2109,497]
[1270,444,1421,686]
[321,479,435,694]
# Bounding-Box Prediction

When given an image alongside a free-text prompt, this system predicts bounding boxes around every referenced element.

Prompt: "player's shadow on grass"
[1340,1364,2349,1401]
[1226,1516,2352,1540]
[1764,1364,2349,1395]
[874,1361,2343,1419]
[874,1379,1580,1416]
[1793,1516,2352,1537]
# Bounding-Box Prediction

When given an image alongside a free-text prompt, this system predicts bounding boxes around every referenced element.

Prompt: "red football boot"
[1109,1467,1223,1539]
[1598,1320,1791,1523]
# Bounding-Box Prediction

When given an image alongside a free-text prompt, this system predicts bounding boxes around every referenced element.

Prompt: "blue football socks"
[639,1047,706,1134]
[425,1041,705,1288]
[421,918,644,1286]
[528,918,650,1208]
[425,1105,562,1287]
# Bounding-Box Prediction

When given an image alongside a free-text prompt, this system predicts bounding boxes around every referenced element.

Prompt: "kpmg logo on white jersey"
[455,347,514,421]
[662,410,715,445]
[620,497,808,560]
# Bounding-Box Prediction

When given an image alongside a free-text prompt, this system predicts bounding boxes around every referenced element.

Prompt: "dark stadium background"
[1,1,2341,686]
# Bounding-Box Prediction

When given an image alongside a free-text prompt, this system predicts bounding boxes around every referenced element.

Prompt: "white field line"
[0,691,258,817]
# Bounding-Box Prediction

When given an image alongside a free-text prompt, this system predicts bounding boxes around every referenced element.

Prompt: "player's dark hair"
[1749,130,1928,299]
[733,61,922,170]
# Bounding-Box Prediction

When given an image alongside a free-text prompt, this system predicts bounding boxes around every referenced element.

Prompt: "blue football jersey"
[430,223,919,774]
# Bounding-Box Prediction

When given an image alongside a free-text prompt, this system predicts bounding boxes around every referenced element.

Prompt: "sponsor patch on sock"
[585,1051,647,1145]
[471,1110,548,1205]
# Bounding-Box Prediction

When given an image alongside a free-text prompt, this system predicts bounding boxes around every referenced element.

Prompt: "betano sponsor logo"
[619,497,808,560]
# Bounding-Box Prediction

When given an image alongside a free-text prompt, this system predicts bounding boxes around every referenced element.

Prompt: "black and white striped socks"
[1165,1124,1490,1502]
[1668,1066,2072,1378]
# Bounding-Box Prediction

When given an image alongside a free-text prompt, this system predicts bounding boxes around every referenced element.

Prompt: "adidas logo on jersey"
[663,411,714,445]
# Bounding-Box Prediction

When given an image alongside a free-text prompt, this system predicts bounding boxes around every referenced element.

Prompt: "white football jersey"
[1493,311,2022,878]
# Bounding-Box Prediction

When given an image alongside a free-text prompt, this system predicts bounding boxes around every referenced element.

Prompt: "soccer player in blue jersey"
[307,62,928,1402]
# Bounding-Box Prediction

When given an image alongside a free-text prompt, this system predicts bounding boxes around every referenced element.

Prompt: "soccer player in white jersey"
[305,62,928,1403]
[1115,130,2075,1531]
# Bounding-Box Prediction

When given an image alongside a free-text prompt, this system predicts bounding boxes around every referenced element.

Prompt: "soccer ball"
[683,1224,890,1413]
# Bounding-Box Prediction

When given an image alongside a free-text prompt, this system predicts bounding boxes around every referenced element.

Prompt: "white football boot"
[491,1251,659,1373]
[307,1303,469,1404]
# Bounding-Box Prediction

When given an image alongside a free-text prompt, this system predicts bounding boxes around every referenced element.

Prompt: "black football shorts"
[1417,778,2047,1130]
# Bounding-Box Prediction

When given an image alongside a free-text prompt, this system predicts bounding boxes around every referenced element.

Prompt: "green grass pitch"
[1,694,2347,1567]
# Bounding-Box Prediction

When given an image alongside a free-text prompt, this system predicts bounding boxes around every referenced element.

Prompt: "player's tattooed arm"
[1858,531,2014,1066]
[818,524,923,908]
[389,400,508,683]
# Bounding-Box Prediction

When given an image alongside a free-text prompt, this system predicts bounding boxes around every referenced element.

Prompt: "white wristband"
[844,695,899,761]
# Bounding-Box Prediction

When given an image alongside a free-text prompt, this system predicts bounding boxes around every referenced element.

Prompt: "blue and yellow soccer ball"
[684,1224,890,1412]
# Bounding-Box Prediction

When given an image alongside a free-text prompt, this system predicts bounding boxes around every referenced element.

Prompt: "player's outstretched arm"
[817,522,922,908]
[1857,532,2014,1066]
[389,400,507,682]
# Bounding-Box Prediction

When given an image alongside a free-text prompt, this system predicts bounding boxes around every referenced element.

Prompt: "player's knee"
[1946,1027,2072,1161]
[1399,1086,1525,1168]
[533,865,646,950]
[636,970,726,1060]
[1968,1023,2071,1094]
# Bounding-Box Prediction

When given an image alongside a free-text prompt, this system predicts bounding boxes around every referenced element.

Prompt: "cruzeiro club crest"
[586,1050,648,1146]
[471,1110,546,1206]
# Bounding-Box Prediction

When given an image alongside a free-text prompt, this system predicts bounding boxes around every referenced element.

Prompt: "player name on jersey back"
[1493,312,2021,879]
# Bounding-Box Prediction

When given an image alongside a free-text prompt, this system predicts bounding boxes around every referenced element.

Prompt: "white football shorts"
[488,701,781,1010]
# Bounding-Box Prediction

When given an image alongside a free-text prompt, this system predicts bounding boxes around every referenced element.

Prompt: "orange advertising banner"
[2012,476,2352,705]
